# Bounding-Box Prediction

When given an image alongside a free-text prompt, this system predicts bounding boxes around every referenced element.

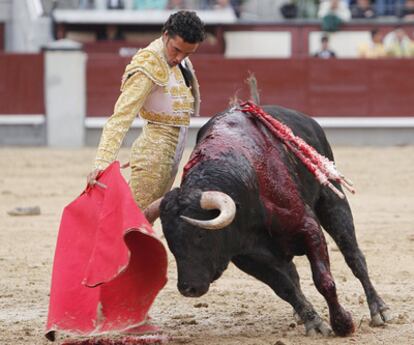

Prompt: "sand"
[0,146,413,345]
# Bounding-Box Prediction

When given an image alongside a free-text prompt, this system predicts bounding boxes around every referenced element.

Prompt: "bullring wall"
[87,55,414,118]
[2,19,414,146]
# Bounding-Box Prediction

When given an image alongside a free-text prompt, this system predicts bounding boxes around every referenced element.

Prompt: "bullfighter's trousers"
[129,121,187,210]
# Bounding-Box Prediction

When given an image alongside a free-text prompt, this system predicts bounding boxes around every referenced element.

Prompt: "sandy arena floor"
[0,146,413,345]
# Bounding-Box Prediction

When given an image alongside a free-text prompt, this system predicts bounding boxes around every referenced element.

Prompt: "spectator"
[230,0,244,18]
[313,34,337,58]
[79,0,95,8]
[376,0,404,16]
[399,0,414,19]
[351,0,376,18]
[296,0,318,18]
[107,0,125,8]
[318,0,351,32]
[201,0,231,9]
[133,0,168,9]
[167,0,186,9]
[200,0,242,17]
[357,28,386,58]
[216,0,231,8]
[384,26,414,57]
[280,1,299,19]
[105,24,124,40]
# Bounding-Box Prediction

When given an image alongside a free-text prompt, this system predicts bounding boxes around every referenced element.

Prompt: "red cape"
[46,162,168,340]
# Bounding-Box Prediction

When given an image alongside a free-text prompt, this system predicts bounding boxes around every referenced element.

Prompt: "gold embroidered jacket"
[94,37,200,170]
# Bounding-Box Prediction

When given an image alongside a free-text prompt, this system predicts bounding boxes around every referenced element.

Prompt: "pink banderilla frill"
[240,101,355,199]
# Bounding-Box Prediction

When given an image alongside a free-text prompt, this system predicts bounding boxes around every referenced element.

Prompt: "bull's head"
[157,188,237,297]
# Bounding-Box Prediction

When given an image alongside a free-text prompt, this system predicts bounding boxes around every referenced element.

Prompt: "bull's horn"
[144,197,163,224]
[180,191,236,230]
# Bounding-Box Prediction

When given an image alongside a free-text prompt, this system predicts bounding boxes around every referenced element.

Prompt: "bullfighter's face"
[162,31,199,67]
[160,188,230,297]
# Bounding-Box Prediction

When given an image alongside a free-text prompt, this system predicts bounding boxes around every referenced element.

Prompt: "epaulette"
[121,49,169,90]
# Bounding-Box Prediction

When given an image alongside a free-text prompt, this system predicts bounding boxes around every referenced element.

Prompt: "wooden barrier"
[1,53,413,119]
[86,54,414,118]
[86,53,128,117]
[1,52,413,146]
[0,54,45,114]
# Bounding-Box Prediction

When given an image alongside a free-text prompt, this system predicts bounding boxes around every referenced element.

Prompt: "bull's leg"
[315,195,391,326]
[301,216,355,336]
[232,254,332,336]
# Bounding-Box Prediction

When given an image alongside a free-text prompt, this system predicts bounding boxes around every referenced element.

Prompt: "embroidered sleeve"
[94,72,154,170]
[121,49,168,89]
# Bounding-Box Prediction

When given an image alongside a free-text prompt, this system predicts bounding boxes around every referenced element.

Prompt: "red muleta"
[46,162,168,341]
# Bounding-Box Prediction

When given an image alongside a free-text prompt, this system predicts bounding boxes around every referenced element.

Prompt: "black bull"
[158,105,391,336]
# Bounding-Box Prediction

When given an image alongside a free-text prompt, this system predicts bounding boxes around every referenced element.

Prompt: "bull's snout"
[178,282,209,297]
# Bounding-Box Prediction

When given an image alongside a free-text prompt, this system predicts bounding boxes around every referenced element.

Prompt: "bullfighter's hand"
[87,169,104,188]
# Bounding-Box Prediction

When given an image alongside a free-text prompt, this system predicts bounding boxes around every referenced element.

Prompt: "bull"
[152,103,391,336]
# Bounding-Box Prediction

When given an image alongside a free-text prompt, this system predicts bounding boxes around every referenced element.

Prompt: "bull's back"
[262,105,333,159]
[197,108,277,159]
[195,105,330,211]
[198,105,332,160]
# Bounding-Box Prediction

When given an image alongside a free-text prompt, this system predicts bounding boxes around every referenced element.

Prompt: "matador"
[88,11,206,210]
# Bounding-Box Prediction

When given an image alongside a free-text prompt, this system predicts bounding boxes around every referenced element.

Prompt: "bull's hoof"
[305,319,332,337]
[330,309,355,337]
[370,307,393,326]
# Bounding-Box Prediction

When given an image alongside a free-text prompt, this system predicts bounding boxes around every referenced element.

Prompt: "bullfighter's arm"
[94,72,154,170]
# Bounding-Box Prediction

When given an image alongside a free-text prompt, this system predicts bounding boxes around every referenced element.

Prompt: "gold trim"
[140,108,190,127]
[172,66,184,83]
[170,85,191,97]
[172,100,193,112]
[121,49,169,89]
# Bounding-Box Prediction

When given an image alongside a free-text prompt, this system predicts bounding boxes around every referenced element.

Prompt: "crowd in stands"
[47,0,414,20]
[298,0,414,21]
[48,0,243,17]
[316,0,414,19]
[315,0,414,32]
[310,0,414,58]
[46,0,414,58]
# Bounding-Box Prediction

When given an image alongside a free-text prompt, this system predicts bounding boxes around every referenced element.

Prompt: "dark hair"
[162,11,206,44]
[321,34,329,43]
